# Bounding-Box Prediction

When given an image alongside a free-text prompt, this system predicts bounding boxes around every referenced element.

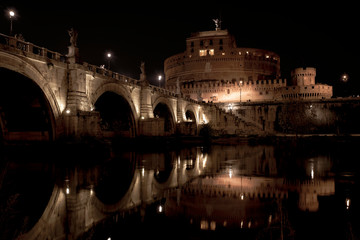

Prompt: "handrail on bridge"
[0,32,207,107]
[0,32,140,85]
[0,32,66,62]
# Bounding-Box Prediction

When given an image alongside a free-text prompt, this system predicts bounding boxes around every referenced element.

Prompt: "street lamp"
[107,53,112,70]
[158,75,162,87]
[9,10,15,35]
[341,73,349,83]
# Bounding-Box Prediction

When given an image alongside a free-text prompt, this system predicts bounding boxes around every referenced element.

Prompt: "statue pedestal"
[67,46,80,64]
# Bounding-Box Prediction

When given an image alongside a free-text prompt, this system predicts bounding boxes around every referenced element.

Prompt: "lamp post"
[340,73,349,97]
[9,10,15,35]
[107,53,112,70]
[158,75,162,87]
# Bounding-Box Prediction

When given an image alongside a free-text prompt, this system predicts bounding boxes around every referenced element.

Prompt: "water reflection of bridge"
[19,145,335,240]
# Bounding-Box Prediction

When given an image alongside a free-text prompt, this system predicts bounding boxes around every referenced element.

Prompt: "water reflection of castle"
[164,28,333,103]
[165,145,335,231]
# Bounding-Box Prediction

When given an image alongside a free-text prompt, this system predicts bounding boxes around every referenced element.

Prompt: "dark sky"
[0,1,358,96]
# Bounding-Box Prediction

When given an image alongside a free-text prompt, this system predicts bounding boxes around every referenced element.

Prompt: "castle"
[164,26,333,103]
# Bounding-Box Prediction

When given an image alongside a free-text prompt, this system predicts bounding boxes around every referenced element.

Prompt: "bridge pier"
[63,110,101,138]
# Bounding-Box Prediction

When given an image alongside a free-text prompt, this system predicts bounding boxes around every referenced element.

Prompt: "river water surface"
[0,138,359,240]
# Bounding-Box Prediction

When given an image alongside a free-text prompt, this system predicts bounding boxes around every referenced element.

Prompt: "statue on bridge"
[66,28,80,63]
[140,61,149,86]
[68,27,78,47]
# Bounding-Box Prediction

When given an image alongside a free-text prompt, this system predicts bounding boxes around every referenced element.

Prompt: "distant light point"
[341,73,349,82]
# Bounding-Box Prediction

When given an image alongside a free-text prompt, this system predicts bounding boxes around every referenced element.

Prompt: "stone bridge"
[0,33,264,142]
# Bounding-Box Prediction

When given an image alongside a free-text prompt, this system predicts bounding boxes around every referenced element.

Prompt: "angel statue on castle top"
[213,19,221,30]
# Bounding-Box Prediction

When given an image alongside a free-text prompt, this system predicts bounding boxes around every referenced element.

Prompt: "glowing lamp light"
[341,73,349,82]
[8,10,15,35]
[106,52,112,70]
[65,109,70,114]
[66,187,70,195]
[346,198,351,210]
[157,204,163,213]
[158,75,162,87]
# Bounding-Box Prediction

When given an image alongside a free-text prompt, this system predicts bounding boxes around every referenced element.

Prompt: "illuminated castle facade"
[164,28,332,103]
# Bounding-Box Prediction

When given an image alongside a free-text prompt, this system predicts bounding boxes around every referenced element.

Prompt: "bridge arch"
[152,96,177,135]
[184,104,199,124]
[0,52,61,118]
[0,53,59,140]
[91,83,138,137]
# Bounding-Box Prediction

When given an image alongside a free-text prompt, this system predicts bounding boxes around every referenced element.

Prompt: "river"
[0,137,359,240]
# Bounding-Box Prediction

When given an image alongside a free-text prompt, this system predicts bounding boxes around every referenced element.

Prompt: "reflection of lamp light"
[239,80,243,104]
[157,204,163,213]
[65,179,70,194]
[346,198,351,210]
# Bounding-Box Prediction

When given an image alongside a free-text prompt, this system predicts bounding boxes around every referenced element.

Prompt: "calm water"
[0,138,359,240]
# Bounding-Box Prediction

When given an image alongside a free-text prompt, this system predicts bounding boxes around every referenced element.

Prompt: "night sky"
[0,1,358,96]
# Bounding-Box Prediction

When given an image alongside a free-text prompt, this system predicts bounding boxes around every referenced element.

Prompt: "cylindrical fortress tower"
[164,29,281,102]
[291,67,316,86]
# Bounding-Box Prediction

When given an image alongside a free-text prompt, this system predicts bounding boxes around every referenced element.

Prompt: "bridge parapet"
[84,62,139,86]
[0,33,67,63]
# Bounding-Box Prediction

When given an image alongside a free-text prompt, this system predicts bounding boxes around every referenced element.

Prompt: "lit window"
[221,52,225,56]
[199,50,207,56]
[208,49,214,56]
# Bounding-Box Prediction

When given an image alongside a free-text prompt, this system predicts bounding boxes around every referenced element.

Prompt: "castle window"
[199,50,207,56]
[208,49,214,56]
[227,89,230,94]
[200,40,204,46]
[219,39,223,45]
[219,46,223,51]
[191,41,194,47]
[210,39,213,45]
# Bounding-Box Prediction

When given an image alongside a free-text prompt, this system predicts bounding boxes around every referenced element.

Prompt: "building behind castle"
[164,28,332,103]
